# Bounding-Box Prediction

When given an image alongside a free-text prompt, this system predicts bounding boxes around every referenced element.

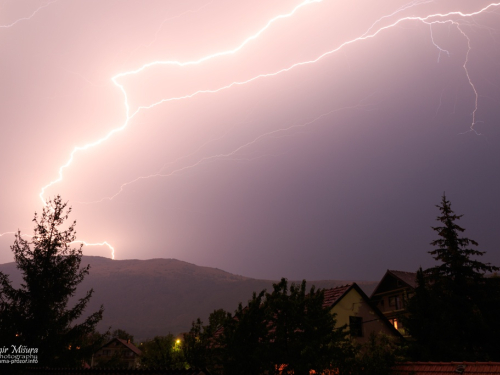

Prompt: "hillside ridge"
[0,256,377,340]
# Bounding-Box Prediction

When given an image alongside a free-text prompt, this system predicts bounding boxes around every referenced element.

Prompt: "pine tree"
[405,194,500,360]
[0,196,104,367]
[427,194,497,284]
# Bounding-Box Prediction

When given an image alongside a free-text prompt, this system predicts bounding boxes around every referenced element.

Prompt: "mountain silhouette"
[0,256,377,340]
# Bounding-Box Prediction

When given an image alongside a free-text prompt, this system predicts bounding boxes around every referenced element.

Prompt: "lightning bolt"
[7,0,496,260]
[0,1,57,28]
[38,0,327,206]
[361,0,435,38]
[78,2,496,204]
[0,232,114,259]
[456,23,480,135]
[76,126,238,204]
[0,232,18,238]
[0,202,114,261]
[72,241,115,260]
[81,99,378,204]
[428,23,451,62]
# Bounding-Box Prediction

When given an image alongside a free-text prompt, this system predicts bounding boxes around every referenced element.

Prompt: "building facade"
[370,269,417,336]
[324,283,401,344]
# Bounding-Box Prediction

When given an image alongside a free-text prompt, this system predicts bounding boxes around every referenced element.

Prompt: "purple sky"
[1,0,500,281]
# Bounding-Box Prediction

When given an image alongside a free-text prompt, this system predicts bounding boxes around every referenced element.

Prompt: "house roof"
[322,284,352,308]
[322,283,402,338]
[393,362,500,374]
[370,269,417,298]
[116,338,142,356]
[213,283,402,341]
[388,270,418,289]
[97,337,142,356]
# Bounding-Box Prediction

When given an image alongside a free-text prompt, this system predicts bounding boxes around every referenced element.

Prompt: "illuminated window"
[349,316,363,337]
[389,318,404,330]
[390,318,398,329]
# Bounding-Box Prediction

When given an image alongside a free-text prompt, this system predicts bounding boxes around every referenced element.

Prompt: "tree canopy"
[139,334,186,369]
[405,194,500,361]
[264,279,346,375]
[183,278,352,375]
[0,196,104,367]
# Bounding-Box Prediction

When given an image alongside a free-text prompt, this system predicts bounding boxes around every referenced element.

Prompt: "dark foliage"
[0,196,104,368]
[405,194,500,361]
[219,290,269,375]
[184,278,352,375]
[183,309,230,370]
[348,333,407,375]
[264,279,347,375]
[139,334,186,369]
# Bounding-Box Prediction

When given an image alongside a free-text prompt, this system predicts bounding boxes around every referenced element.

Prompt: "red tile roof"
[322,283,403,338]
[393,362,500,374]
[322,284,353,308]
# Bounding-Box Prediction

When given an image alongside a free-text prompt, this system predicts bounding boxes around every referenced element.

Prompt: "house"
[323,283,401,344]
[370,269,417,336]
[211,283,401,345]
[393,361,500,374]
[92,337,142,368]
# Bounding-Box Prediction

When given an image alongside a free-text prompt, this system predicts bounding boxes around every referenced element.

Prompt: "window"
[388,295,401,310]
[390,318,398,330]
[349,316,363,337]
[389,318,404,330]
